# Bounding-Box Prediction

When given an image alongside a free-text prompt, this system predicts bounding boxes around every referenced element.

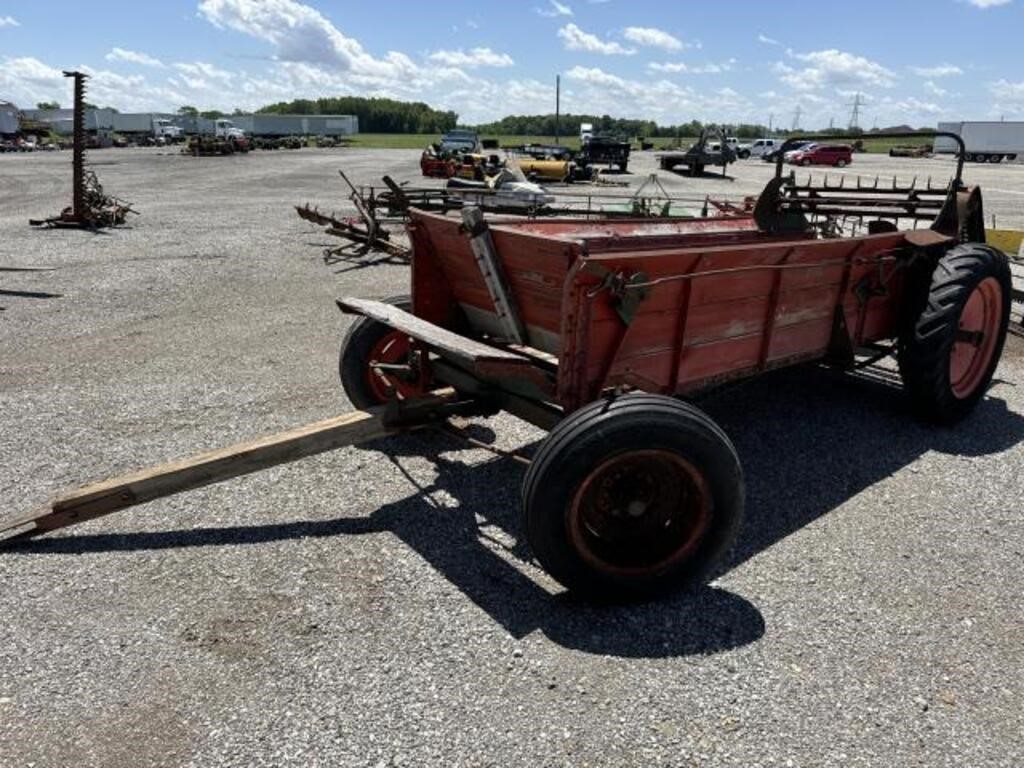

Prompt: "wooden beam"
[0,395,455,545]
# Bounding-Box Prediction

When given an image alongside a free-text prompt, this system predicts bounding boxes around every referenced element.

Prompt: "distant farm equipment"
[29,71,136,229]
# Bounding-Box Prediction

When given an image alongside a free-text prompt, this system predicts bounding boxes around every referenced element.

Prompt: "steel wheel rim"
[950,277,1002,399]
[366,332,419,402]
[568,449,711,578]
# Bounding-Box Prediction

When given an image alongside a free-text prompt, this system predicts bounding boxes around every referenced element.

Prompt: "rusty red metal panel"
[407,208,918,413]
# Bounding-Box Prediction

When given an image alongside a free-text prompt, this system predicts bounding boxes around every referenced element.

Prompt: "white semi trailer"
[935,121,1024,163]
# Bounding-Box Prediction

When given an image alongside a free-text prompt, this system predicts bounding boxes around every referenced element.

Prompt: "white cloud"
[558,23,634,55]
[648,59,735,74]
[758,33,780,45]
[536,0,573,16]
[0,15,19,27]
[910,64,962,78]
[0,57,64,99]
[428,48,514,68]
[777,49,896,90]
[922,80,947,97]
[105,48,165,68]
[566,65,630,89]
[964,0,1011,7]
[174,61,235,82]
[198,0,420,82]
[622,26,684,52]
[563,65,754,121]
[170,61,235,90]
[989,79,1024,101]
[890,96,943,116]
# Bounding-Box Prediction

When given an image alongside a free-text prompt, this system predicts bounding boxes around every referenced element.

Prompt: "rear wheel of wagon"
[898,244,1012,424]
[339,295,428,410]
[521,394,744,599]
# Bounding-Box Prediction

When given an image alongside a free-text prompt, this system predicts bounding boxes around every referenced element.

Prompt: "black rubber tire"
[800,158,811,167]
[738,150,750,160]
[339,295,412,410]
[897,244,1011,424]
[521,394,744,599]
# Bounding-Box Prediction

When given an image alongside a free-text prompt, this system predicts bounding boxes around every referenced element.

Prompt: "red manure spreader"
[3,134,1014,599]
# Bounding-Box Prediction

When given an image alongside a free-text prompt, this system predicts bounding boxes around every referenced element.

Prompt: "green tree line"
[256,96,457,133]
[252,97,932,138]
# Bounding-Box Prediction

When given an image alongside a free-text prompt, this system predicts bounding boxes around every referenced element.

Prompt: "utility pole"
[828,116,834,131]
[791,105,802,131]
[555,74,560,145]
[847,92,864,130]
[768,113,774,134]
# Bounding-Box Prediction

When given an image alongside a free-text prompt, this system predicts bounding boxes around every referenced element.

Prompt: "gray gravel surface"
[0,147,1022,767]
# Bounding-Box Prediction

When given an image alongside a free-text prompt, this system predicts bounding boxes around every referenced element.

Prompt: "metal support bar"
[460,206,527,344]
[69,71,86,221]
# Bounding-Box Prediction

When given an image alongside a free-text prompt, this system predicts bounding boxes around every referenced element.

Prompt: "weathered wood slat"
[337,297,531,366]
[0,396,452,545]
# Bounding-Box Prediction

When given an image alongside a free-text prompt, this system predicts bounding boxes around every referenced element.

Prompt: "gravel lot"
[1,146,1022,767]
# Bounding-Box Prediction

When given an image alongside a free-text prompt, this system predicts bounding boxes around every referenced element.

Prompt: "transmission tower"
[847,93,864,130]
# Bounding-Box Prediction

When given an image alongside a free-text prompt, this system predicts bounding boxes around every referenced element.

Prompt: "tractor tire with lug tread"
[339,295,423,410]
[521,394,744,600]
[898,243,1011,424]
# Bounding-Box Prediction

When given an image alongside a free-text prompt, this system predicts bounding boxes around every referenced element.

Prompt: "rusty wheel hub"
[569,449,711,578]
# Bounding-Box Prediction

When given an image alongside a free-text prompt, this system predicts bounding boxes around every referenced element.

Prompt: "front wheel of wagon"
[898,244,1012,424]
[521,394,744,600]
[339,295,428,410]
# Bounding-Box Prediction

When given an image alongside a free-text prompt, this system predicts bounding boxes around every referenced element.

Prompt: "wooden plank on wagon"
[0,393,455,545]
[337,297,531,366]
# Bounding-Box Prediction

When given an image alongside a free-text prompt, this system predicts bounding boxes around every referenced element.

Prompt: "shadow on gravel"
[9,363,1023,658]
[0,288,63,299]
[697,365,1024,573]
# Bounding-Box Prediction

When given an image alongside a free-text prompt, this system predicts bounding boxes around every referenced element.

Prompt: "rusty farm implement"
[3,133,1015,599]
[297,168,748,264]
[29,71,136,229]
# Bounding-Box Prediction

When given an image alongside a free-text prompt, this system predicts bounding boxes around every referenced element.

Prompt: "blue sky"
[1,0,1022,127]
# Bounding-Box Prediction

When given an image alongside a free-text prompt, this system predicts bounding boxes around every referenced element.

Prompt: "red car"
[787,143,852,167]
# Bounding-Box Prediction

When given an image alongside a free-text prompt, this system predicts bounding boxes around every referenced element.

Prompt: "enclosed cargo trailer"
[936,121,1024,162]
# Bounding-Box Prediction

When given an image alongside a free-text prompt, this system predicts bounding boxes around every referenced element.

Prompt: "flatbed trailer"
[3,133,1015,599]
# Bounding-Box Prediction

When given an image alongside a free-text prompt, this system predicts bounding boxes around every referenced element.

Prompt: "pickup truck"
[724,137,752,159]
[747,138,785,158]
